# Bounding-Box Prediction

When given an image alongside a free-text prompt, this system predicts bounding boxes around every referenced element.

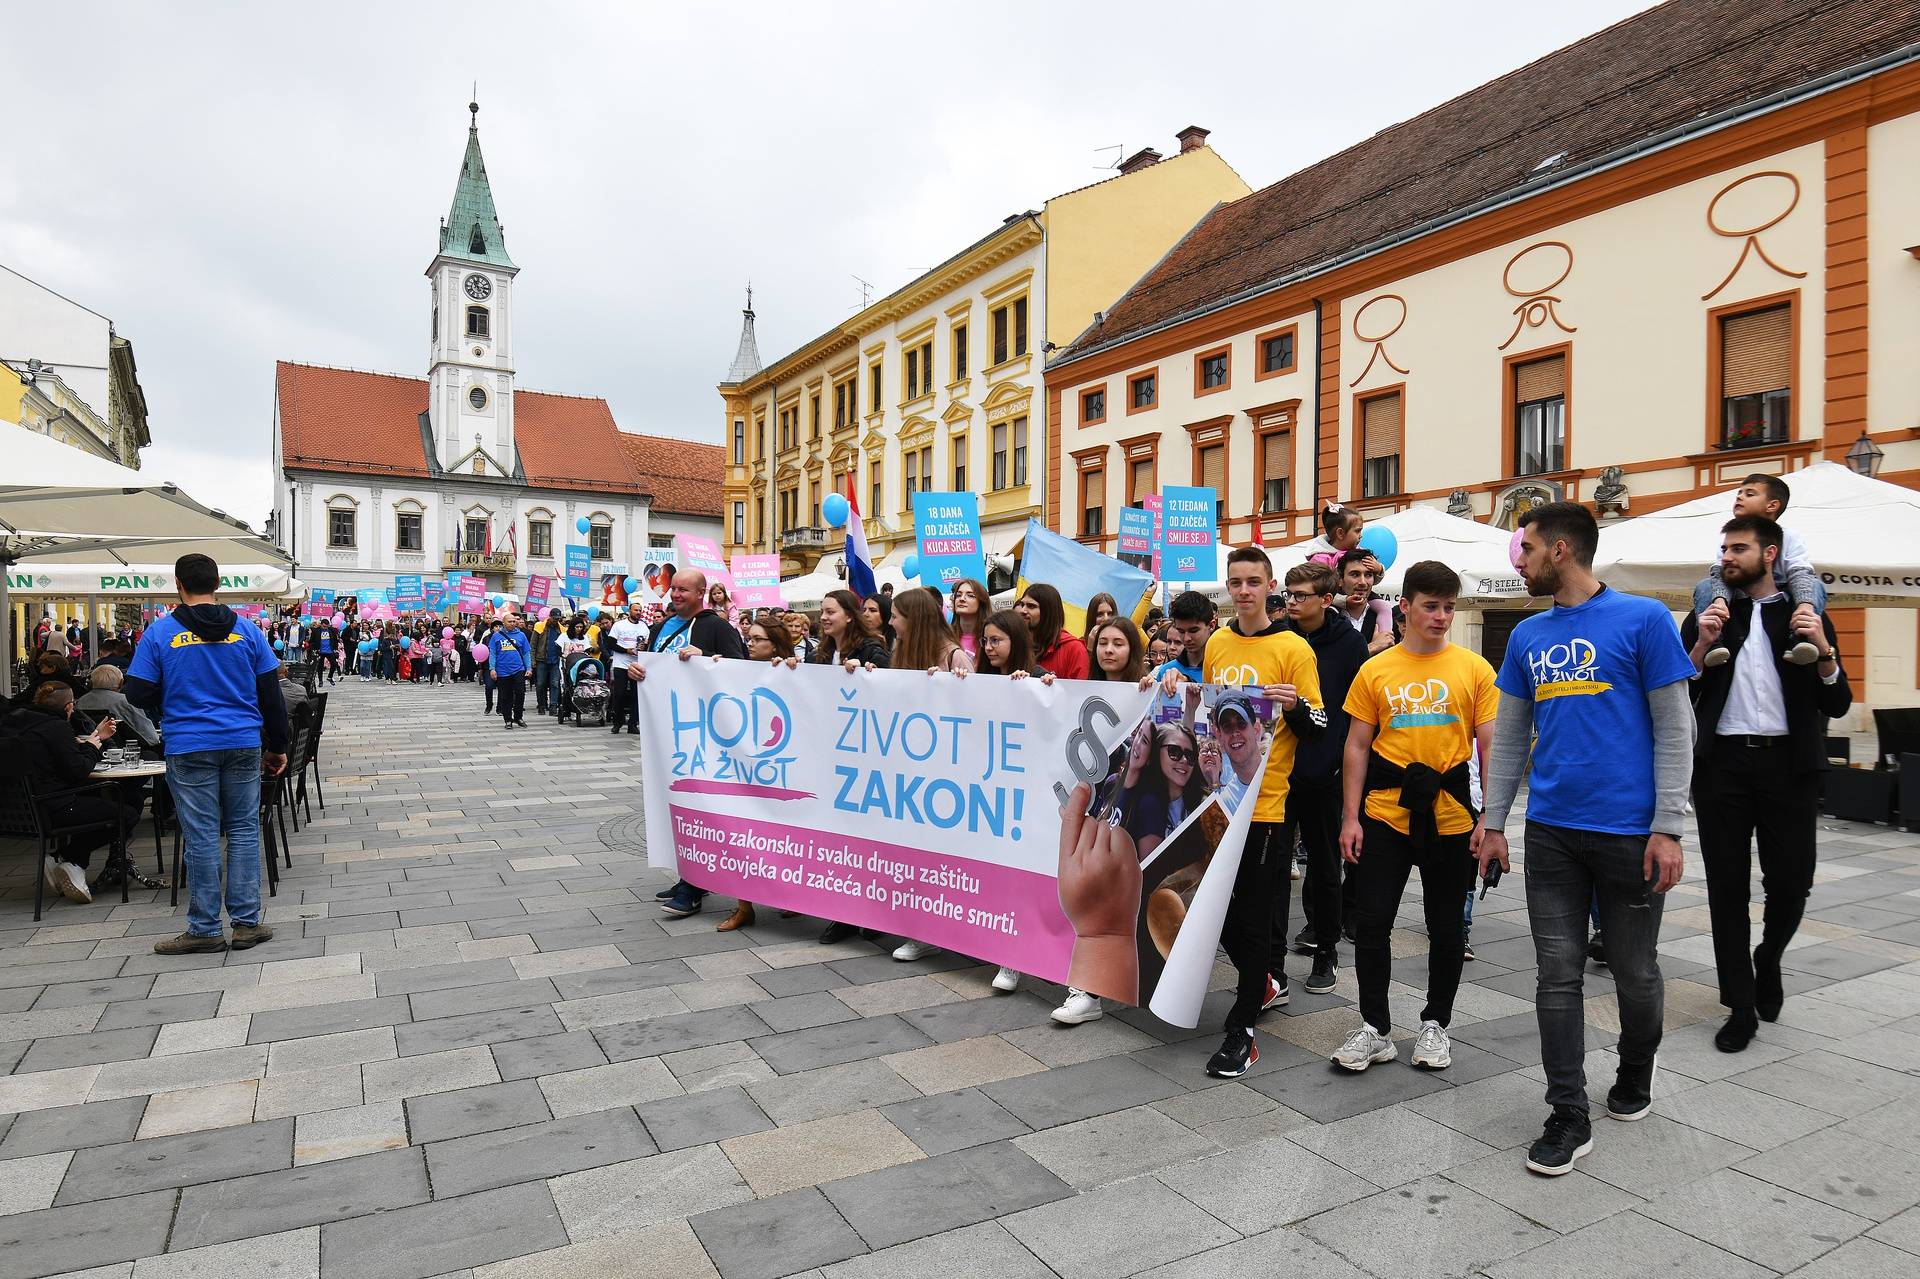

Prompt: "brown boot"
[154,932,228,956]
[230,923,275,950]
[716,903,755,933]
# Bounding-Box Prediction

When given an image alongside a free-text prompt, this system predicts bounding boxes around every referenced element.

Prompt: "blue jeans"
[1524,820,1667,1111]
[168,748,264,937]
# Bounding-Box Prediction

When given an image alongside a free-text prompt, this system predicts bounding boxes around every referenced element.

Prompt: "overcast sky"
[3,0,1650,527]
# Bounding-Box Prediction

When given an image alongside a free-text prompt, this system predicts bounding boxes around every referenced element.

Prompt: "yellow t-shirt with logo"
[1203,623,1323,823]
[1344,643,1499,835]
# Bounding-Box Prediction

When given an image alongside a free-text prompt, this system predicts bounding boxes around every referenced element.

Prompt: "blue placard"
[393,574,423,601]
[309,588,336,607]
[1116,507,1154,558]
[357,586,389,605]
[1160,486,1217,580]
[422,582,446,610]
[563,545,592,597]
[911,492,987,589]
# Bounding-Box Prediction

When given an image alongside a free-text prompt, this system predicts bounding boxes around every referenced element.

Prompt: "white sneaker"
[991,966,1020,993]
[55,861,92,904]
[891,939,938,962]
[1051,989,1103,1025]
[1331,1024,1396,1071]
[1411,1019,1452,1069]
[1784,641,1821,666]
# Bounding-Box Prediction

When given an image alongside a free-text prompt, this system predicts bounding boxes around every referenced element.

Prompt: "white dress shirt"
[1716,592,1790,737]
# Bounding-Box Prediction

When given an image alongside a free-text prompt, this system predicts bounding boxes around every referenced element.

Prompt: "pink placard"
[676,533,732,588]
[525,575,552,607]
[729,555,784,609]
[1144,494,1164,578]
[456,577,486,615]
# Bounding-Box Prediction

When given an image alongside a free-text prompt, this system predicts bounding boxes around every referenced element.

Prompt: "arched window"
[393,499,425,553]
[326,495,358,549]
[469,223,486,255]
[462,505,493,554]
[466,306,490,339]
[525,508,555,559]
[588,513,613,561]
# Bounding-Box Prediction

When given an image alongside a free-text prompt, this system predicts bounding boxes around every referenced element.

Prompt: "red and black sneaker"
[1206,1029,1258,1078]
[1261,974,1290,1012]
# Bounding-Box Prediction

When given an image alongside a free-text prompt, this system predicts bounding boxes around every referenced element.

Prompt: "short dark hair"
[1402,560,1462,602]
[1336,547,1375,576]
[175,554,220,595]
[1520,501,1599,567]
[1722,513,1784,554]
[1226,545,1273,577]
[1743,472,1791,513]
[1168,590,1215,624]
[1284,562,1337,595]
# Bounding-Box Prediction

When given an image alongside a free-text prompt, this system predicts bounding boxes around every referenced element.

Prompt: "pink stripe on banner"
[667,805,1073,981]
[669,779,815,802]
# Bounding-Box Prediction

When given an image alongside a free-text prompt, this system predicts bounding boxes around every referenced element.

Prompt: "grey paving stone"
[746,1058,921,1126]
[754,990,861,1033]
[818,1221,1053,1279]
[1289,1103,1499,1189]
[372,957,520,997]
[394,1003,565,1056]
[1787,1237,1920,1278]
[594,1004,772,1063]
[1156,1133,1376,1234]
[749,964,851,999]
[13,1025,159,1073]
[548,958,695,1001]
[407,977,561,1021]
[0,1187,176,1279]
[1640,1167,1874,1270]
[1439,1145,1643,1234]
[749,1014,935,1075]
[1301,1173,1557,1279]
[1482,1210,1771,1279]
[320,1181,569,1279]
[548,1144,750,1243]
[424,1107,656,1198]
[29,974,156,1010]
[690,1185,869,1279]
[637,1085,774,1151]
[54,1117,293,1205]
[1737,1126,1920,1221]
[823,1139,1072,1250]
[0,1097,146,1160]
[246,995,413,1043]
[92,991,224,1029]
[0,958,125,992]
[896,991,1057,1043]
[980,1054,1183,1130]
[881,1087,1033,1156]
[1244,1056,1452,1122]
[489,1029,608,1081]
[405,1079,551,1144]
[1013,1104,1218,1190]
[1002,1174,1238,1279]
[170,1146,432,1250]
[1128,1029,1315,1083]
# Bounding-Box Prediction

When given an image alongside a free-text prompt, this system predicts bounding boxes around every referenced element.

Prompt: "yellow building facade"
[720,131,1249,575]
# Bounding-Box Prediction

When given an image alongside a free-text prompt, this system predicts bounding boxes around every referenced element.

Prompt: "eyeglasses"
[1161,746,1195,762]
[1283,590,1325,602]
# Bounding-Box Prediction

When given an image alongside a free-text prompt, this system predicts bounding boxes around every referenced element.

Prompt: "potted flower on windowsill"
[1724,420,1765,449]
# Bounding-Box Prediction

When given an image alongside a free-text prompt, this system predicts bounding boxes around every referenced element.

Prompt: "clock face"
[464,274,492,301]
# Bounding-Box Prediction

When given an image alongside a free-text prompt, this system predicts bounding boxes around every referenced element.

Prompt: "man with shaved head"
[635,567,748,919]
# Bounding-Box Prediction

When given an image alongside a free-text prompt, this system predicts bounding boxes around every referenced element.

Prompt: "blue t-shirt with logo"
[1151,655,1204,722]
[128,611,280,756]
[1495,586,1693,836]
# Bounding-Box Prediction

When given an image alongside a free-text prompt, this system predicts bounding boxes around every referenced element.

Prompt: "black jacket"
[1284,611,1369,783]
[0,705,103,792]
[1680,595,1852,775]
[648,609,747,660]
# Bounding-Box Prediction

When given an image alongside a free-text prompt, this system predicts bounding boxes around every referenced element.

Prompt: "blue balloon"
[1357,525,1399,573]
[575,516,591,534]
[821,492,850,528]
[623,576,640,594]
[491,594,505,608]
[399,636,412,651]
[585,603,601,620]
[901,553,920,580]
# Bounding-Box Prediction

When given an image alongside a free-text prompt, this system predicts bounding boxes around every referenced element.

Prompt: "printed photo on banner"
[597,563,631,607]
[638,549,679,601]
[911,491,986,589]
[1160,486,1218,580]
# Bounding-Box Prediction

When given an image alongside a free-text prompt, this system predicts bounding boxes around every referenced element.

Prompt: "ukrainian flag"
[1014,519,1155,634]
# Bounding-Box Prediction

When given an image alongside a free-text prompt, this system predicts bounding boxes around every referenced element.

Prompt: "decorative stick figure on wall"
[1499,241,1579,351]
[1347,294,1410,387]
[1701,170,1806,302]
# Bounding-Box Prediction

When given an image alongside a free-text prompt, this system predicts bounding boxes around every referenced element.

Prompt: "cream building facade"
[0,264,151,468]
[720,129,1250,575]
[1047,0,1920,718]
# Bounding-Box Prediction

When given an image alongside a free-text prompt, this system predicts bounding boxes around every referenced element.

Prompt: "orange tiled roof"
[617,431,724,517]
[276,361,654,497]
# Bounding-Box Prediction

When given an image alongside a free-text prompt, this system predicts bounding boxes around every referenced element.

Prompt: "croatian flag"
[844,470,876,599]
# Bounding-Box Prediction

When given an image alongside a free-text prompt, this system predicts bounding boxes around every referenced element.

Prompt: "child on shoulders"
[1696,472,1824,667]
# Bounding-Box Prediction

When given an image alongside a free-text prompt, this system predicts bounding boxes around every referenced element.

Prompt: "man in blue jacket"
[126,554,290,954]
[488,612,533,729]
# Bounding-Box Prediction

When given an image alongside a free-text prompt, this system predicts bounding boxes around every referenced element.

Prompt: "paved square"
[0,677,1916,1276]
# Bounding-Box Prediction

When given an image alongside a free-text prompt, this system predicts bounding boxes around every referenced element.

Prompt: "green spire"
[438,100,514,268]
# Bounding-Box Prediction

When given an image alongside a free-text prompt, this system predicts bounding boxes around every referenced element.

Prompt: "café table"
[90,758,170,889]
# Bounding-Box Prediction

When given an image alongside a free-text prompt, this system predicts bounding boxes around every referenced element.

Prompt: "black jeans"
[1286,775,1345,958]
[1353,816,1473,1033]
[611,668,639,731]
[1222,820,1289,1031]
[533,663,552,713]
[496,672,526,724]
[1526,819,1666,1111]
[1695,741,1819,1010]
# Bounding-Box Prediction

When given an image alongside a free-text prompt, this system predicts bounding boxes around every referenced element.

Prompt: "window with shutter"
[1719,303,1792,449]
[1128,456,1154,506]
[1513,354,1567,476]
[1081,468,1105,538]
[1261,431,1291,515]
[1361,392,1403,497]
[1199,443,1226,522]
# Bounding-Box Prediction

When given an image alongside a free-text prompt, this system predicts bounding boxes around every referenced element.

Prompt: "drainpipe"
[1309,297,1324,514]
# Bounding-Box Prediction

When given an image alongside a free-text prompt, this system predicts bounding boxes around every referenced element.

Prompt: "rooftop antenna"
[852,274,873,309]
[1093,144,1123,171]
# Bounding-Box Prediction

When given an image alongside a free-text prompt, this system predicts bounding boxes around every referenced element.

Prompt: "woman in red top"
[1014,583,1089,680]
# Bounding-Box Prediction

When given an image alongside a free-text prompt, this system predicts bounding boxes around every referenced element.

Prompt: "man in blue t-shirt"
[127,554,291,955]
[1476,502,1694,1179]
[1151,591,1215,721]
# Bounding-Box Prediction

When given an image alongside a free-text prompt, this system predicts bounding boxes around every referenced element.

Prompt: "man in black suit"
[1681,514,1851,1053]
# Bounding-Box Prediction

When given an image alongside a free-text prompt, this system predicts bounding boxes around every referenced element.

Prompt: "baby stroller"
[562,655,610,727]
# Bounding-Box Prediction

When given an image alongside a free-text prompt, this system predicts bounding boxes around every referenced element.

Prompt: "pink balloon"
[474,645,489,662]
[330,613,346,628]
[441,626,454,638]
[1508,528,1526,570]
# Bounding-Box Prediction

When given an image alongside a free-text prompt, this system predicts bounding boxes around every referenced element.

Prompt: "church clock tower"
[427,100,518,476]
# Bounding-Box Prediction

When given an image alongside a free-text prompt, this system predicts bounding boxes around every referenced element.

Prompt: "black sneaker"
[1588,931,1608,967]
[1261,973,1290,1011]
[654,885,679,901]
[1462,937,1476,962]
[1607,1058,1655,1121]
[1524,1105,1594,1176]
[1305,955,1338,994]
[1291,925,1319,955]
[1205,1029,1258,1078]
[660,889,704,918]
[1714,1008,1758,1053]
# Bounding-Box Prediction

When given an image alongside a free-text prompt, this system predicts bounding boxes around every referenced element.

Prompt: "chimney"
[1176,125,1210,154]
[1117,146,1162,176]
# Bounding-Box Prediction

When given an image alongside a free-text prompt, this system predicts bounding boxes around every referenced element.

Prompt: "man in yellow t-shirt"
[1333,560,1498,1074]
[1161,544,1325,1079]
